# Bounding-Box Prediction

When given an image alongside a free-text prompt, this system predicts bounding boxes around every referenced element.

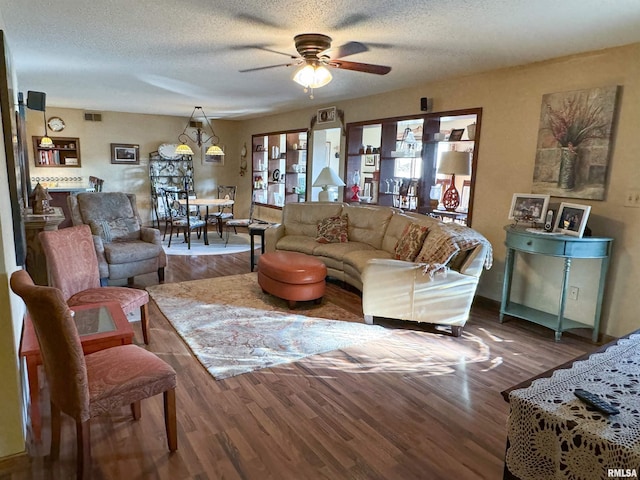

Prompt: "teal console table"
[500,226,612,342]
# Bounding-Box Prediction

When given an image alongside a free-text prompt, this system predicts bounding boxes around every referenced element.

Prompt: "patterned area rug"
[161,232,256,256]
[146,273,390,380]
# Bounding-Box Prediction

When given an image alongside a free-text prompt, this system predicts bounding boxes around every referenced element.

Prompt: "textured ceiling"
[1,0,639,119]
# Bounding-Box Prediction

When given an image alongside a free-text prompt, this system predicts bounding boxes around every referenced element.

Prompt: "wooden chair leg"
[131,400,142,420]
[76,420,91,480]
[158,267,165,283]
[140,303,150,344]
[50,402,61,460]
[164,388,178,452]
[127,277,134,286]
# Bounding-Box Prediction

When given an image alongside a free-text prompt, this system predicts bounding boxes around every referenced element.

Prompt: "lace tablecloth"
[506,334,640,480]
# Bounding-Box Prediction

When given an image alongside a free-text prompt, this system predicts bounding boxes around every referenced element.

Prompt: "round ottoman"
[257,251,327,308]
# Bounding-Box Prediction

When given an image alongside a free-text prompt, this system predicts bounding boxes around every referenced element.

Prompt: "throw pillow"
[107,217,141,241]
[316,215,348,244]
[394,223,429,261]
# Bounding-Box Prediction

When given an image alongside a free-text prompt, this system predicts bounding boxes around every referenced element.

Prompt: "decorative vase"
[466,123,476,141]
[558,147,577,190]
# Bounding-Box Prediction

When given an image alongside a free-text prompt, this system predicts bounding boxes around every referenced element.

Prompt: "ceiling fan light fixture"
[293,64,333,89]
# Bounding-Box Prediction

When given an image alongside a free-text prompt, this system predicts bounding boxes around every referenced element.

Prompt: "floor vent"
[84,112,103,121]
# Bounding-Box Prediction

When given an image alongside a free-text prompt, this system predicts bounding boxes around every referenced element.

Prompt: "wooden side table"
[19,301,134,442]
[23,207,65,285]
[249,222,272,271]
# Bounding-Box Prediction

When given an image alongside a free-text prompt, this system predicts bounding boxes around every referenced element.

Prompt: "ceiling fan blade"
[329,60,391,75]
[232,44,299,59]
[325,41,368,59]
[239,62,296,73]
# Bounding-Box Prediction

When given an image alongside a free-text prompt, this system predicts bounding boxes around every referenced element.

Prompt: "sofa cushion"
[381,212,439,254]
[345,206,393,249]
[104,240,163,265]
[283,203,344,237]
[276,235,321,255]
[343,249,393,273]
[314,241,375,261]
[316,214,348,244]
[394,223,429,261]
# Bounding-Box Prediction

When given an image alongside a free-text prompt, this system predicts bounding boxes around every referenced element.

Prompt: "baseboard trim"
[0,451,30,472]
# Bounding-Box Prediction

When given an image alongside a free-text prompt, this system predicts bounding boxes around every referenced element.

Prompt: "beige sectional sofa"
[265,202,492,336]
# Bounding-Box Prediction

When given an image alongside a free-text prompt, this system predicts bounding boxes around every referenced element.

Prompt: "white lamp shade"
[312,166,345,188]
[438,151,471,175]
[293,64,333,88]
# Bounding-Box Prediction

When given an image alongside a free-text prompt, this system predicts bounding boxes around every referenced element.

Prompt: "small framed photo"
[317,106,336,125]
[364,155,376,166]
[448,128,465,141]
[508,193,550,223]
[553,202,591,237]
[111,143,139,164]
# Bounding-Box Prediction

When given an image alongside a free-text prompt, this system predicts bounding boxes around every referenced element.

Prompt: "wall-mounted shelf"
[33,136,81,167]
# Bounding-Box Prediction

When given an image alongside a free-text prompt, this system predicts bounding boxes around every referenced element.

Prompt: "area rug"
[161,232,256,256]
[146,273,390,380]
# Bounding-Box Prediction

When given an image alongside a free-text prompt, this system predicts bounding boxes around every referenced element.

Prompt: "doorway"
[310,127,342,201]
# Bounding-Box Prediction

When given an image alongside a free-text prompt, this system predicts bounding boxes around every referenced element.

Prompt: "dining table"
[178,197,234,245]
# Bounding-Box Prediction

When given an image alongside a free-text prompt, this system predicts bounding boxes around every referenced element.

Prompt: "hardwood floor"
[2,250,598,479]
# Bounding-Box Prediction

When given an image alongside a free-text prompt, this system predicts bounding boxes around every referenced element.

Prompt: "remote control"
[573,389,620,415]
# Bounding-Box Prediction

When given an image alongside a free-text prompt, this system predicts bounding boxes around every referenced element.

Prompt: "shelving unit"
[252,129,307,208]
[33,136,81,167]
[344,109,481,224]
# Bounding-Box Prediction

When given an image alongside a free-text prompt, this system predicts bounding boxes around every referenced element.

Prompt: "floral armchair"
[68,192,166,284]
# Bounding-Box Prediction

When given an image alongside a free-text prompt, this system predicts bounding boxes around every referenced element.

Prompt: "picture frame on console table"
[508,193,550,223]
[553,202,591,237]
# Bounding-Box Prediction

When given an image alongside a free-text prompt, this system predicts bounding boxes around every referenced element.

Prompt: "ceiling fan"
[240,33,391,96]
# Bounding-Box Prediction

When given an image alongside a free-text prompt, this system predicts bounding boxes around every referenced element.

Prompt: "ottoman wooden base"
[258,251,327,308]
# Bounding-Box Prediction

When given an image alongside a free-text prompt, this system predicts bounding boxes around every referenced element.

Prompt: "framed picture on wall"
[317,106,336,125]
[553,202,591,237]
[111,143,140,164]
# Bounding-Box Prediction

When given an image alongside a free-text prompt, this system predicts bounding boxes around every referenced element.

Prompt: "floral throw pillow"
[316,215,349,244]
[394,223,429,261]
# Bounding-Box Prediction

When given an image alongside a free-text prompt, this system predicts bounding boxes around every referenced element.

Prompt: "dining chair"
[10,269,177,480]
[88,176,104,192]
[223,201,256,246]
[208,185,236,231]
[39,224,152,344]
[162,189,206,249]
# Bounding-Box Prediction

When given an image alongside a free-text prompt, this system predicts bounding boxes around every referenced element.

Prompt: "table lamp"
[437,151,470,211]
[312,166,345,201]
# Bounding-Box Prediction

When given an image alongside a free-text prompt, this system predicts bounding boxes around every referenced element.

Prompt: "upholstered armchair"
[68,192,166,284]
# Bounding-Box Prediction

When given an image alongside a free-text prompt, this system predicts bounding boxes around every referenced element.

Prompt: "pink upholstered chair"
[10,269,177,480]
[39,224,152,344]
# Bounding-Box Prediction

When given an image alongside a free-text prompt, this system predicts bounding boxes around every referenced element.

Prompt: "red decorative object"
[350,183,360,202]
[442,176,461,211]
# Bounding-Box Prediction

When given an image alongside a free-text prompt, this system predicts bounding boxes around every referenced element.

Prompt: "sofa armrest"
[362,258,479,327]
[140,226,161,245]
[265,224,285,253]
[91,234,110,279]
